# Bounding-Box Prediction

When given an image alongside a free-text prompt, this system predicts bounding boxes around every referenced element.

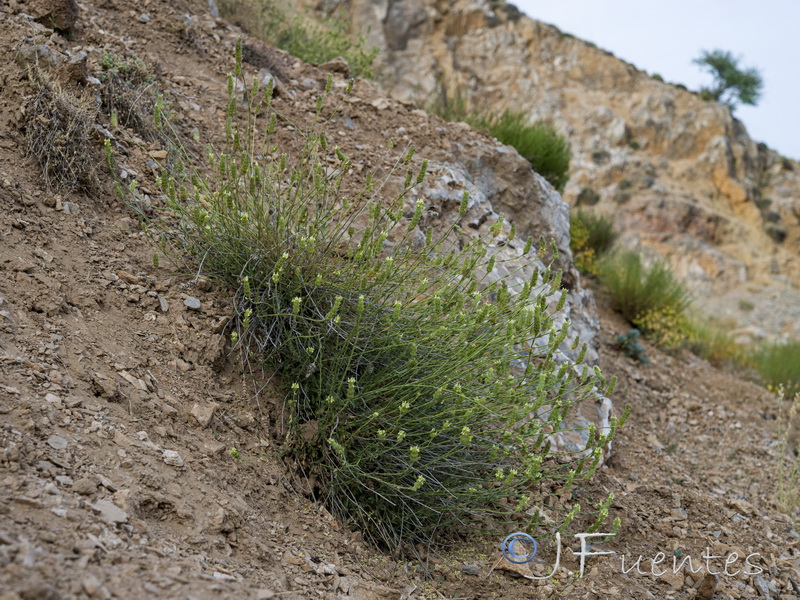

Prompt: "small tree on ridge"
[693,49,763,110]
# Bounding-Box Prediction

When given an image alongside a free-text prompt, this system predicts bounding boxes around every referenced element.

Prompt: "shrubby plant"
[570,210,616,276]
[775,389,800,527]
[116,43,622,550]
[25,69,99,193]
[753,341,800,397]
[598,251,691,334]
[427,95,571,192]
[98,53,162,140]
[218,0,377,78]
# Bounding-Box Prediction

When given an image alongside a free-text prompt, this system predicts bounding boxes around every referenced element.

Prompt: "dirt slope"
[1,1,799,599]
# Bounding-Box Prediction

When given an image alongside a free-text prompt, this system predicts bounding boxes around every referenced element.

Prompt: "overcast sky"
[513,0,800,160]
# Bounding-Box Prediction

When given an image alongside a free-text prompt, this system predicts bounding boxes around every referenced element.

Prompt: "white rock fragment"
[162,450,185,467]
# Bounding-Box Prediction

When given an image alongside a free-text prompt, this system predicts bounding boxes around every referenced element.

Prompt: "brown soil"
[1,1,799,599]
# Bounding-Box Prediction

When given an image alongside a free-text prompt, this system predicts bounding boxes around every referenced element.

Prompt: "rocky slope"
[342,0,800,341]
[1,1,800,600]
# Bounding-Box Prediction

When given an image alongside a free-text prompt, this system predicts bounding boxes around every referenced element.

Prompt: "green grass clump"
[118,44,622,551]
[218,0,377,78]
[682,319,751,369]
[427,95,571,192]
[752,341,800,397]
[570,210,617,276]
[775,390,800,527]
[598,251,691,334]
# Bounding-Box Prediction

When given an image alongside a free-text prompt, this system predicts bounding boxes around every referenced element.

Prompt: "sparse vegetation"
[753,341,800,397]
[775,390,800,528]
[117,45,621,551]
[616,329,649,364]
[427,95,571,192]
[25,69,99,193]
[576,187,600,206]
[570,210,616,276]
[218,0,377,78]
[598,251,691,334]
[98,53,161,140]
[683,319,752,369]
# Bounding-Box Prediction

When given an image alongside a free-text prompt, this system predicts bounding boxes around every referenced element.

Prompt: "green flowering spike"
[459,190,470,216]
[325,73,333,93]
[242,276,251,299]
[347,377,356,399]
[460,425,472,446]
[416,159,428,184]
[593,365,606,388]
[485,255,496,275]
[346,78,354,94]
[154,94,164,131]
[409,446,420,463]
[103,138,115,173]
[397,430,406,442]
[605,376,618,397]
[509,222,517,241]
[242,308,252,331]
[229,447,241,460]
[328,437,346,459]
[292,296,302,316]
[555,288,567,312]
[411,475,425,491]
[234,38,243,75]
[230,331,238,345]
[404,145,415,164]
[559,503,581,532]
[408,199,424,231]
[152,253,159,268]
[523,236,534,254]
[576,342,587,364]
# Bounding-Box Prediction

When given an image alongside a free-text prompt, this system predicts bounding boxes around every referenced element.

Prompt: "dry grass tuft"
[25,70,99,194]
[98,53,160,140]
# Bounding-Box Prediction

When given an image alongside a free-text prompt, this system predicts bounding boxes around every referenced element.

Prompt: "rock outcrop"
[342,0,800,339]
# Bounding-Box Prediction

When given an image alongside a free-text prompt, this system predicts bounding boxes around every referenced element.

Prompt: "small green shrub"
[753,341,800,397]
[598,251,691,330]
[651,73,664,82]
[616,329,649,364]
[119,45,620,551]
[738,299,755,312]
[218,0,377,78]
[481,110,571,192]
[427,97,571,192]
[569,210,616,276]
[576,187,600,206]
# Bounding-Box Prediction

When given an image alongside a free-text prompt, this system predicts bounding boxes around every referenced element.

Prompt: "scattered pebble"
[163,449,185,467]
[184,297,201,310]
[90,499,128,525]
[47,435,68,450]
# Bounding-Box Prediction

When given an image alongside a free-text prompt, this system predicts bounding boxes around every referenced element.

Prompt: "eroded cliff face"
[342,0,800,339]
